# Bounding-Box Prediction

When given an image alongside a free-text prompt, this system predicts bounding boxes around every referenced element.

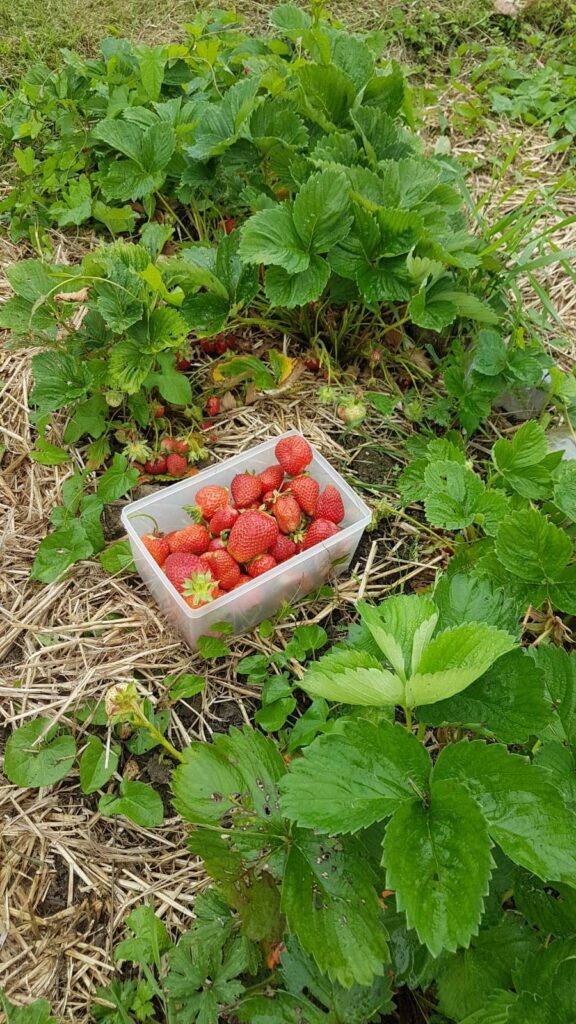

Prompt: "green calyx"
[181,570,218,605]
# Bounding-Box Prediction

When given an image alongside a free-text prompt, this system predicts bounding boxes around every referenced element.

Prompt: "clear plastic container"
[121,430,372,649]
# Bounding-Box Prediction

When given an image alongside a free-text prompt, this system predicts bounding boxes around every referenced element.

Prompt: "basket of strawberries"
[122,432,371,648]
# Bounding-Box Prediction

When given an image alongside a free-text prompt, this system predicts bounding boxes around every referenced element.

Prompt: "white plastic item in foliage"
[122,430,371,649]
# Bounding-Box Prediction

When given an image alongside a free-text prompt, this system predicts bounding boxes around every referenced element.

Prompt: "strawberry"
[200,338,216,355]
[273,494,302,534]
[233,574,252,588]
[275,436,313,476]
[160,436,178,453]
[201,549,241,590]
[185,485,229,522]
[316,484,345,524]
[302,518,340,550]
[227,510,279,563]
[166,524,210,555]
[223,218,237,235]
[261,489,276,511]
[150,401,166,418]
[172,439,189,454]
[226,334,236,351]
[258,464,284,492]
[175,353,191,371]
[206,396,221,417]
[289,475,319,517]
[209,505,239,535]
[142,533,170,566]
[208,537,227,550]
[166,453,188,477]
[231,472,263,508]
[305,356,320,371]
[215,336,228,355]
[144,455,167,475]
[164,553,204,592]
[268,534,298,563]
[248,553,277,577]
[181,568,220,608]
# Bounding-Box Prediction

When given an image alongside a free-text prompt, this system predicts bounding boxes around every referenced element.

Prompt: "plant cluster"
[5,579,576,1022]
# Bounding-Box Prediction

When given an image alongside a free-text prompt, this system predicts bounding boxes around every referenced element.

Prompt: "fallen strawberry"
[248,553,277,577]
[302,518,340,549]
[144,455,167,475]
[268,534,298,563]
[185,485,229,521]
[166,453,188,477]
[258,464,284,491]
[273,494,302,534]
[164,553,204,592]
[206,396,221,417]
[166,524,210,555]
[227,510,279,563]
[201,549,241,590]
[316,484,345,524]
[289,475,319,517]
[209,505,239,535]
[275,436,313,476]
[231,472,263,508]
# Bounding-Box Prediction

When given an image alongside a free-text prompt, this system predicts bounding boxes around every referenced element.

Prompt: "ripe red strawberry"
[215,336,228,355]
[185,485,229,522]
[166,453,188,477]
[268,534,298,563]
[181,567,220,608]
[275,436,313,476]
[142,533,170,566]
[208,537,226,550]
[303,518,340,550]
[227,510,279,563]
[209,505,239,536]
[206,396,221,417]
[273,494,302,534]
[223,217,237,235]
[248,553,277,577]
[175,354,191,371]
[316,484,345,524]
[144,455,167,475]
[164,553,204,592]
[231,472,263,508]
[172,439,189,454]
[226,334,236,351]
[166,524,210,555]
[200,338,216,355]
[289,475,319,517]
[233,574,252,588]
[201,550,241,590]
[150,401,166,418]
[258,464,284,492]
[261,489,276,511]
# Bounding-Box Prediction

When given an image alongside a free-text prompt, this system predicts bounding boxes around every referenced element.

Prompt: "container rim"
[121,430,371,619]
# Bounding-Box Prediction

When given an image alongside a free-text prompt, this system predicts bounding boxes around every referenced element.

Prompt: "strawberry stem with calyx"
[129,512,162,535]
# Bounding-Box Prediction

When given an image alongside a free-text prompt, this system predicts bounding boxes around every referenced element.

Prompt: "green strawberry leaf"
[79,735,120,794]
[96,453,139,502]
[407,622,516,707]
[424,648,551,744]
[382,780,493,956]
[434,740,576,886]
[495,509,572,582]
[239,206,309,274]
[282,830,388,987]
[31,521,95,582]
[98,780,164,827]
[300,648,404,706]
[281,718,430,834]
[423,460,485,530]
[4,719,76,788]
